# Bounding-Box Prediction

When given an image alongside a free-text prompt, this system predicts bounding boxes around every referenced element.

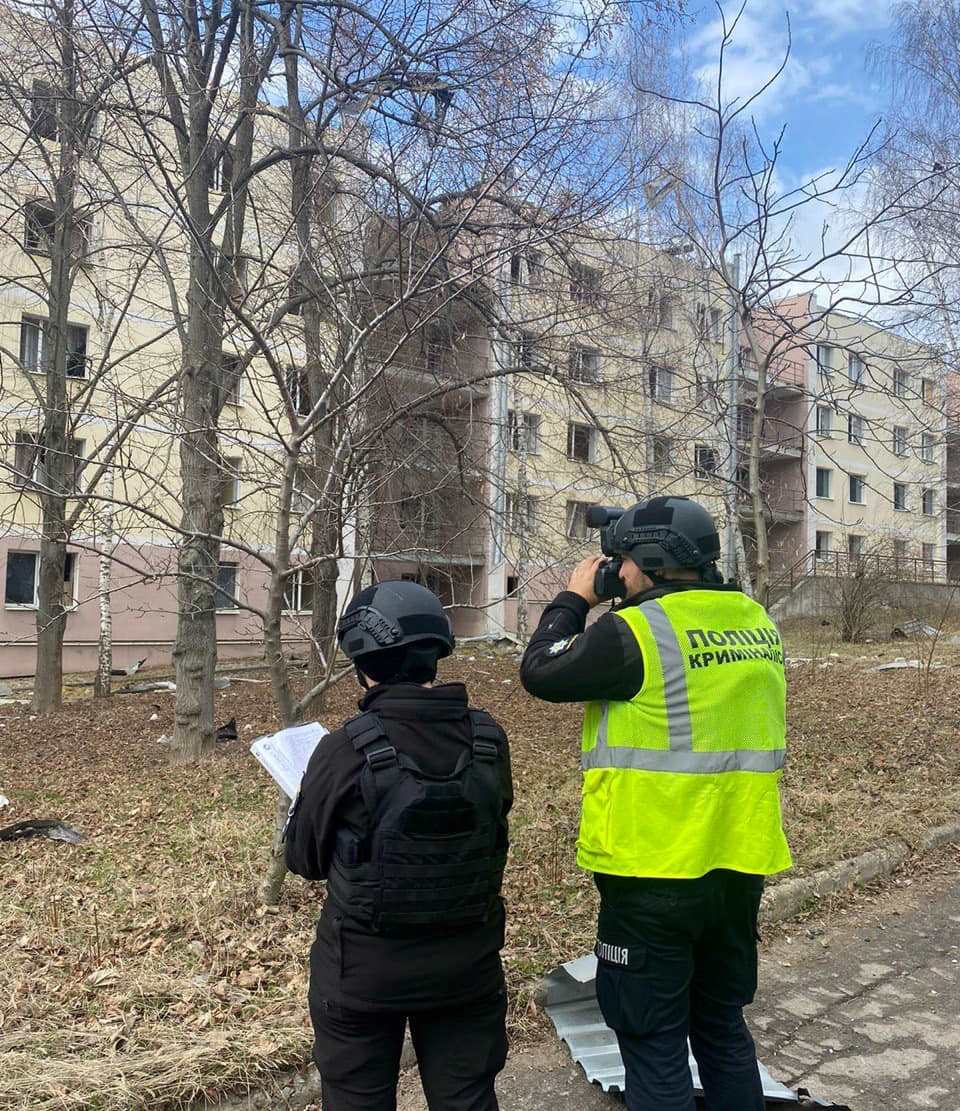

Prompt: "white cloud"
[804,0,892,35]
[689,5,816,120]
[686,0,887,121]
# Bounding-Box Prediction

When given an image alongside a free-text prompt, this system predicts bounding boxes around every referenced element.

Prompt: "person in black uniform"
[285,580,512,1111]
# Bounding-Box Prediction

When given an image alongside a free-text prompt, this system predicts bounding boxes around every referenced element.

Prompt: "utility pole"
[484,252,511,637]
[722,253,743,584]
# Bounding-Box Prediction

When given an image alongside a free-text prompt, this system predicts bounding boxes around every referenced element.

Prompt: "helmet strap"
[355,665,373,690]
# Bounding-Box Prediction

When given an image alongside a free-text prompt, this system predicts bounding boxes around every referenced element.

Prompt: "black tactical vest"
[326,709,509,935]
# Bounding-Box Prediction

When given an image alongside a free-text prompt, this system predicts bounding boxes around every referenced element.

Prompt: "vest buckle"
[366,745,398,772]
[472,740,498,762]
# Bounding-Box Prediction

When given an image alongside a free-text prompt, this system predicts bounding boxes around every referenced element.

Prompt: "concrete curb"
[759,819,960,924]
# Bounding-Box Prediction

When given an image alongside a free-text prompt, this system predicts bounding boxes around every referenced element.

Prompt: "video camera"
[586,505,627,601]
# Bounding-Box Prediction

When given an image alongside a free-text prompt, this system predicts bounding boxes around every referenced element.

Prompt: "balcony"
[369,344,491,397]
[736,415,804,461]
[737,484,805,524]
[370,511,487,567]
[738,351,806,398]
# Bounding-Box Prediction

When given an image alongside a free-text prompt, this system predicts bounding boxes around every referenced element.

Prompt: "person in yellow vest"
[520,496,791,1111]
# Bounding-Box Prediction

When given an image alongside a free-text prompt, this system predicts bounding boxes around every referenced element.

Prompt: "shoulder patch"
[547,635,578,657]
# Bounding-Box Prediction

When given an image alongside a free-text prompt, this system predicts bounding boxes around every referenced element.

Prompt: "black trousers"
[594,869,766,1111]
[312,990,508,1111]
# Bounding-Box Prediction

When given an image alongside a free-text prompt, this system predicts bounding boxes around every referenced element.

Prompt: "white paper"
[562,954,598,984]
[250,721,328,799]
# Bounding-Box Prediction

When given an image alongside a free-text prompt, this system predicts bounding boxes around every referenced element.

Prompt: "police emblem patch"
[547,635,577,656]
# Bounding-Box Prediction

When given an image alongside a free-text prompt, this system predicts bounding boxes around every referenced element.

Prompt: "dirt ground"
[1,624,959,1109]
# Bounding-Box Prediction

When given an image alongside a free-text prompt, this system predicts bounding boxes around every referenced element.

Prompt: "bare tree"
[629,3,943,602]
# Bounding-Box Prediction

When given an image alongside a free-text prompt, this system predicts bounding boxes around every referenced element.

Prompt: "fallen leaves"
[1,641,958,1108]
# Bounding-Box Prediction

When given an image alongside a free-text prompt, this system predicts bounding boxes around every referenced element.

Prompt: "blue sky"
[682,0,895,181]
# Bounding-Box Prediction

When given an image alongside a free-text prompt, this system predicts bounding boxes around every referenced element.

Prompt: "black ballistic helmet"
[610,496,721,572]
[337,580,455,662]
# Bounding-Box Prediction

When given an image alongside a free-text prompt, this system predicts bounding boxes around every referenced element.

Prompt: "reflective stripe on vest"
[582,599,787,775]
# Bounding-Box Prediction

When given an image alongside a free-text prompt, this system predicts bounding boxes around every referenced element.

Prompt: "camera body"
[586,505,627,601]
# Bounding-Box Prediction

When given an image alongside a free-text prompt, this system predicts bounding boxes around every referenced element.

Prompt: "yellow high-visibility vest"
[578,590,793,879]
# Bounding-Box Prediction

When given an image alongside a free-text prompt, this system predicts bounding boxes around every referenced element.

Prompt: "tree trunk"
[308,523,340,695]
[33,537,67,713]
[32,0,78,714]
[170,249,224,761]
[170,362,223,761]
[94,476,114,698]
[260,787,293,905]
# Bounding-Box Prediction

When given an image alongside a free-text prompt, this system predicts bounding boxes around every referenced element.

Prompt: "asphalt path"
[397,849,960,1110]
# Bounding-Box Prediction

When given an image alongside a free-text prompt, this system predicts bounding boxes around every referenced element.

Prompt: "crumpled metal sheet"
[543,955,838,1107]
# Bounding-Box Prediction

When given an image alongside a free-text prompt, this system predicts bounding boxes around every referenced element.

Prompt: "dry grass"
[1,633,959,1109]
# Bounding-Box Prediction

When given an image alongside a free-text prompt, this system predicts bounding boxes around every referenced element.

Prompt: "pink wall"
[0,536,310,678]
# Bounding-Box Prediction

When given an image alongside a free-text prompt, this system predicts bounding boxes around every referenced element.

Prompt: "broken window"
[23,203,89,259]
[18,317,88,377]
[893,482,907,511]
[215,561,239,609]
[506,493,537,534]
[13,433,83,493]
[513,332,537,369]
[648,364,673,404]
[922,488,935,515]
[209,140,234,192]
[847,413,865,445]
[220,455,241,506]
[566,500,591,540]
[23,203,55,253]
[507,410,539,453]
[4,550,75,607]
[570,262,601,305]
[848,474,865,504]
[694,444,718,478]
[29,80,58,141]
[566,422,594,463]
[568,346,600,384]
[284,569,315,613]
[221,353,243,407]
[286,366,311,417]
[815,531,832,559]
[650,435,672,474]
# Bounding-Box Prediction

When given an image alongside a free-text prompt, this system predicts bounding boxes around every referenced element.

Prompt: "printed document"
[250,722,328,799]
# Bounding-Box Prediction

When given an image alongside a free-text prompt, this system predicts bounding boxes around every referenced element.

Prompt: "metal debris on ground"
[891,620,938,639]
[213,676,232,689]
[542,955,849,1108]
[871,657,947,671]
[0,819,85,844]
[0,794,8,810]
[215,718,239,743]
[122,680,177,693]
[111,656,149,677]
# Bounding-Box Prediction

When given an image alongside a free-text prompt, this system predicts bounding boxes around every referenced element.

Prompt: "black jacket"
[520,581,740,703]
[285,682,513,1012]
